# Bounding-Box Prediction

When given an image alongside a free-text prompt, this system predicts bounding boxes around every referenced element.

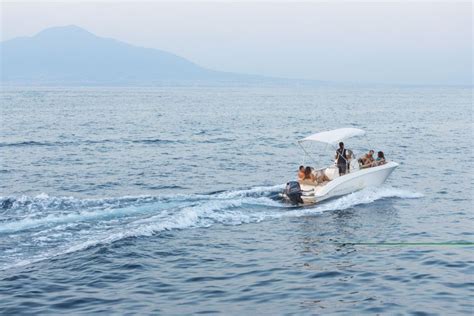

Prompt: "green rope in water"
[342,242,474,247]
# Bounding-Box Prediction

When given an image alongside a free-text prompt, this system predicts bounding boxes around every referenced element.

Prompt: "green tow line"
[343,242,474,247]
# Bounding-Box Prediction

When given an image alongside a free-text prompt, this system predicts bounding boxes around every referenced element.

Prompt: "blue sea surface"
[0,86,472,314]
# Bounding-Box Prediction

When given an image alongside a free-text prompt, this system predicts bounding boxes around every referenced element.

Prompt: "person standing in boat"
[335,142,348,176]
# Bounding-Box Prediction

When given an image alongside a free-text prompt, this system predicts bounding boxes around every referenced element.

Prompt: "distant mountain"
[0,25,324,86]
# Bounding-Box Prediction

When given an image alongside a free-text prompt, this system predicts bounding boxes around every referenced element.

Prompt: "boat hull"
[289,161,398,205]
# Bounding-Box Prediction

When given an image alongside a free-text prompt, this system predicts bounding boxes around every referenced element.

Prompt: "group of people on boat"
[298,165,330,185]
[297,141,387,185]
[357,149,386,169]
[336,142,386,174]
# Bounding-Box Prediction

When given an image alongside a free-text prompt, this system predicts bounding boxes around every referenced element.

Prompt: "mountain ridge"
[0,25,326,86]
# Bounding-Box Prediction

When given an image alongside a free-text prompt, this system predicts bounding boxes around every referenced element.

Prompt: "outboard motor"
[284,181,304,204]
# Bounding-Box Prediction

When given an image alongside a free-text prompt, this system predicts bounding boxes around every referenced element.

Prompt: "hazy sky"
[1,1,472,85]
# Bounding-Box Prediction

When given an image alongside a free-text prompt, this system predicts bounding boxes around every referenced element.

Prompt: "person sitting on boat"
[335,142,348,176]
[363,151,386,168]
[299,166,316,185]
[374,151,386,166]
[298,165,305,180]
[304,166,315,181]
[359,150,375,168]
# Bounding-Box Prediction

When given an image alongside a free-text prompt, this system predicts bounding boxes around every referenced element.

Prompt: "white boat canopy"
[299,128,366,146]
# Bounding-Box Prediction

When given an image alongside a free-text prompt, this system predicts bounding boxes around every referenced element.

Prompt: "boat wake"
[0,185,422,270]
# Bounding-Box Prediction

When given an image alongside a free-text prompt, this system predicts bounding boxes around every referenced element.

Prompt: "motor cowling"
[284,181,303,204]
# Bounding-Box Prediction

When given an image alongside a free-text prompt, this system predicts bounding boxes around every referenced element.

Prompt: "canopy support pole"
[298,141,319,167]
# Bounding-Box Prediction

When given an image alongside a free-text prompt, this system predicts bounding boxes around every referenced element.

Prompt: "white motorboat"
[282,128,398,204]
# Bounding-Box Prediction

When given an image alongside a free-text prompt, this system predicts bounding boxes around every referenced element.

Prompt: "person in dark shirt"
[335,142,348,176]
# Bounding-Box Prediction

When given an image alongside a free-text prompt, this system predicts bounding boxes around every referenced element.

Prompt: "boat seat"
[299,179,317,186]
[323,166,339,180]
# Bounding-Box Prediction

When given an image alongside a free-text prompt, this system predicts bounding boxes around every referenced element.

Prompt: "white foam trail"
[0,203,171,234]
[0,192,189,213]
[274,187,424,219]
[4,196,279,270]
[59,197,277,255]
[57,187,422,259]
[0,185,284,234]
[213,184,285,199]
[1,185,422,270]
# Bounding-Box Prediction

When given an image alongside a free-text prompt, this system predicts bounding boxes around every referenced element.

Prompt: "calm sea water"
[0,86,472,315]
